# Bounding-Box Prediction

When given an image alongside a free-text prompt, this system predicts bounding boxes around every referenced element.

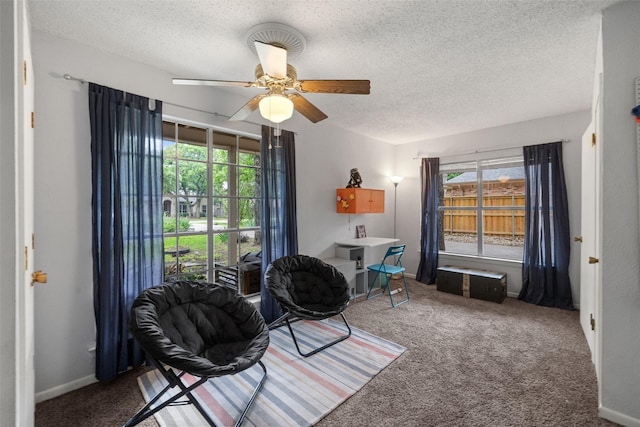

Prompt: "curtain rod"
[63,73,265,128]
[412,139,570,160]
[163,103,264,129]
[63,73,86,84]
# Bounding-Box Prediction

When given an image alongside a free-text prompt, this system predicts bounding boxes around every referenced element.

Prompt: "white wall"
[598,1,640,425]
[392,111,588,300]
[295,123,395,259]
[31,31,395,398]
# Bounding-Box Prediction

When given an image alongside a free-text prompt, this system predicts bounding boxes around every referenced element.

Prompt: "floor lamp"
[389,176,404,238]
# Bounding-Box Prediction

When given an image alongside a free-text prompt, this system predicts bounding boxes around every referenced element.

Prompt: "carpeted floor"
[36,278,617,427]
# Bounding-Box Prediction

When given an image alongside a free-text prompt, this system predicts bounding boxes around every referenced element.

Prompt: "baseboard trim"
[599,405,640,427]
[35,374,96,403]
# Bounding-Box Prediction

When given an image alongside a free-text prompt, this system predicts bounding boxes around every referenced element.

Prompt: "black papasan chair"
[265,255,351,357]
[124,281,270,427]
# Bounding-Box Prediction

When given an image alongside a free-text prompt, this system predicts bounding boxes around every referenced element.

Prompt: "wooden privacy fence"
[442,195,525,238]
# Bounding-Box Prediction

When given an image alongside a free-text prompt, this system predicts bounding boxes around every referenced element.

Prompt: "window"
[438,157,524,261]
[162,120,262,295]
[178,202,189,217]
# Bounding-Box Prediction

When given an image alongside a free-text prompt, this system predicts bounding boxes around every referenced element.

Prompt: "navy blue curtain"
[416,157,440,284]
[259,126,298,323]
[519,142,573,310]
[89,83,164,381]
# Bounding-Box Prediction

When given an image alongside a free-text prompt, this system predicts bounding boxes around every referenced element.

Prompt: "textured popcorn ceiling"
[27,0,620,144]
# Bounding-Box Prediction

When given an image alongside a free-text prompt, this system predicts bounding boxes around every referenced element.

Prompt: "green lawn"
[164,233,260,270]
[164,234,207,252]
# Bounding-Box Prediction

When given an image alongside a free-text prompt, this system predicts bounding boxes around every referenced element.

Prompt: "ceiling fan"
[172,23,370,124]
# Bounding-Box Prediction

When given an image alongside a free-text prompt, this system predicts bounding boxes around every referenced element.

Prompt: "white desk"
[335,237,399,248]
[334,237,400,296]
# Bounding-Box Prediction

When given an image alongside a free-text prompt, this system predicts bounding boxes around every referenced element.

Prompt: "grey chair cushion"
[130,281,269,377]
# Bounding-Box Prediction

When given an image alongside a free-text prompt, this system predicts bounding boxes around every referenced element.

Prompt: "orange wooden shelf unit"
[336,188,384,214]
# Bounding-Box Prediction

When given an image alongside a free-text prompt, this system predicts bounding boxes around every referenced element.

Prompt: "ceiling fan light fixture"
[259,94,294,123]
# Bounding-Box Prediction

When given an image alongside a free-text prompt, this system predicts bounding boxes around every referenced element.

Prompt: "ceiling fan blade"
[228,94,266,121]
[254,41,287,79]
[172,78,254,87]
[288,93,328,123]
[297,80,371,95]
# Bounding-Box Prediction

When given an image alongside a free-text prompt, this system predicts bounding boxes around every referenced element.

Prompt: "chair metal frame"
[268,312,352,357]
[366,244,410,307]
[124,358,267,427]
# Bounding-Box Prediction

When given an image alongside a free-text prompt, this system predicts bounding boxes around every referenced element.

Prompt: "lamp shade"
[259,94,294,123]
[389,175,404,184]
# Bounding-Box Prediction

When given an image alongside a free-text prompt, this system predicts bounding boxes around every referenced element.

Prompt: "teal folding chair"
[366,244,410,307]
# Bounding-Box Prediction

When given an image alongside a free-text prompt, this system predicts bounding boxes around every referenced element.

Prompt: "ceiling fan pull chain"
[275,123,282,148]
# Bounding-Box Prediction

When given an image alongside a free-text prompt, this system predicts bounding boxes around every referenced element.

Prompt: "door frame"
[0,0,36,424]
[579,72,602,395]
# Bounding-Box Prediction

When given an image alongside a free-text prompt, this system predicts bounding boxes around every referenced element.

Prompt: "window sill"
[438,252,522,266]
[247,294,261,310]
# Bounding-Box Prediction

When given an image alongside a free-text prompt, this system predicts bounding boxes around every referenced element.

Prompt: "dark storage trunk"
[436,266,507,303]
[435,267,464,296]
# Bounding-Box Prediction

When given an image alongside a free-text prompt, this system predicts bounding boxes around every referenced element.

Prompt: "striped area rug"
[137,319,405,426]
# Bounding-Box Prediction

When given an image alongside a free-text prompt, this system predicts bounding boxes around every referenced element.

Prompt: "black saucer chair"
[265,255,351,357]
[124,281,269,427]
